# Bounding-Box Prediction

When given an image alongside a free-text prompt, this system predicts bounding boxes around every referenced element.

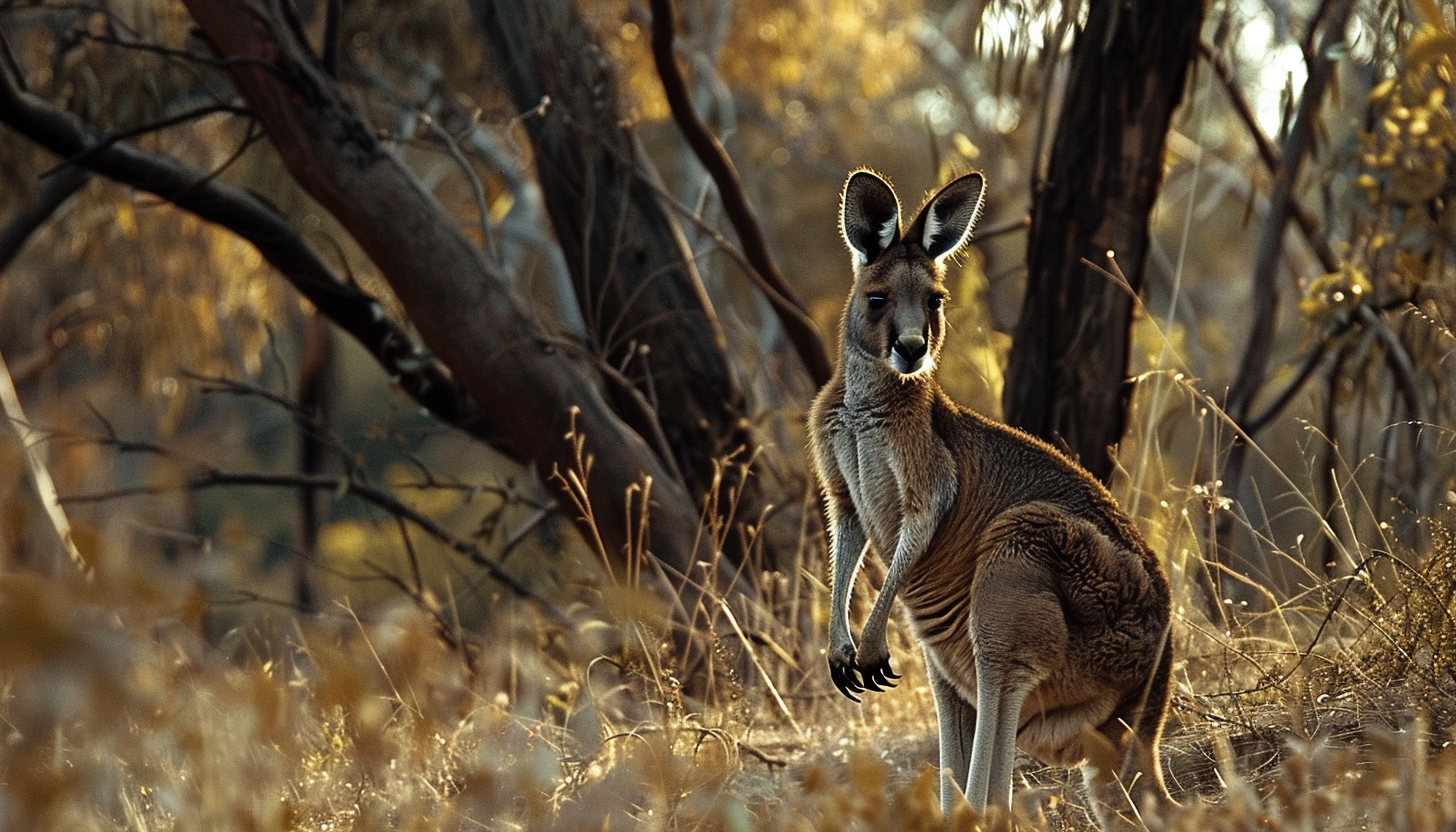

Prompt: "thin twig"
[0,348,88,577]
[79,31,283,76]
[61,467,565,620]
[132,121,265,210]
[421,113,497,259]
[0,66,501,454]
[40,103,253,178]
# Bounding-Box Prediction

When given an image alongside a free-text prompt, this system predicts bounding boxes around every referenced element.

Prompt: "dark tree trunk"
[178,0,751,616]
[294,312,332,615]
[1003,0,1204,483]
[473,0,756,511]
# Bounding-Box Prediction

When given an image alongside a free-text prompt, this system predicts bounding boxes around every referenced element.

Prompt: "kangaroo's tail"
[1084,633,1178,831]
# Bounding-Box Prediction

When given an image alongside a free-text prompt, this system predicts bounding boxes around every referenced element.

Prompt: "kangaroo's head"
[838,169,985,380]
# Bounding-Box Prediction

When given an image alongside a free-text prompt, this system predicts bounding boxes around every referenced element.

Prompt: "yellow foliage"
[594,0,920,124]
[1298,263,1373,326]
[1359,24,1456,210]
[319,519,380,565]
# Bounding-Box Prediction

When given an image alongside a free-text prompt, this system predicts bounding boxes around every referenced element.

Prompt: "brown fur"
[808,170,1174,829]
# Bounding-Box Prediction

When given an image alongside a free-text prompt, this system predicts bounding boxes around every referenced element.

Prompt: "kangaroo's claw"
[829,658,864,702]
[861,656,898,691]
[828,644,866,702]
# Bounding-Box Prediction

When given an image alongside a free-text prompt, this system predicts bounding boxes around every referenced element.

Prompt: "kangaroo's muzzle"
[891,333,928,375]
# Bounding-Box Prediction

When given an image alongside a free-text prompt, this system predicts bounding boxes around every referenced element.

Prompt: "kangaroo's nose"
[894,334,927,364]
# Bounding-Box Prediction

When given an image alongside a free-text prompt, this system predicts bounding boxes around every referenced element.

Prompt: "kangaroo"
[808,169,1176,830]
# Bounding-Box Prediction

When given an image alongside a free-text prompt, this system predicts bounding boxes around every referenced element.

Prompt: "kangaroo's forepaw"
[858,655,899,691]
[828,643,864,702]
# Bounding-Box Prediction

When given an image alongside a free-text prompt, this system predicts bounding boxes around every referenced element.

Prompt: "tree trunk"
[473,0,756,509]
[180,0,749,613]
[1003,0,1204,483]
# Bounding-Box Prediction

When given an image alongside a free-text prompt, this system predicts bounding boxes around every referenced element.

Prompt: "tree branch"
[0,164,91,275]
[39,102,253,179]
[0,61,503,454]
[1226,0,1357,423]
[181,0,752,606]
[1199,40,1339,274]
[647,0,830,386]
[60,465,565,619]
[1241,295,1415,436]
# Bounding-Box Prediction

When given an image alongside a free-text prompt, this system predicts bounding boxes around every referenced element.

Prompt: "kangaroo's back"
[930,395,1161,572]
[809,169,1175,831]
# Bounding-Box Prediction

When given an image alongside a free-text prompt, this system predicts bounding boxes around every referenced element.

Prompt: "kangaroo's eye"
[866,294,888,312]
[927,295,944,310]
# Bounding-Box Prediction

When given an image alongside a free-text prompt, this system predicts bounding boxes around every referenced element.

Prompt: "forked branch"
[1199,40,1339,274]
[1226,0,1357,423]
[181,0,755,605]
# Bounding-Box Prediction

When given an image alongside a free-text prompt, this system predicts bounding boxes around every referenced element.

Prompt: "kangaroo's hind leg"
[963,521,1071,812]
[926,651,976,815]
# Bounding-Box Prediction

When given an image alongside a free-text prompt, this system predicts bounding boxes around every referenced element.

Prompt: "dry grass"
[5,380,1456,832]
[3,496,1456,832]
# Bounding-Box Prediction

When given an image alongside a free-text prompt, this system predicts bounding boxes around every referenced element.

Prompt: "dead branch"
[1226,0,1357,423]
[1199,39,1339,274]
[183,0,754,608]
[39,102,253,179]
[647,0,830,386]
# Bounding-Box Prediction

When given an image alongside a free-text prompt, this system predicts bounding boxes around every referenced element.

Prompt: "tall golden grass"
[3,467,1456,831]
[4,368,1456,831]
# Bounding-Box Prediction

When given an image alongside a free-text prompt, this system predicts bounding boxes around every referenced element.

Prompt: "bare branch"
[0,164,91,274]
[1199,40,1339,274]
[0,63,504,454]
[39,102,253,179]
[184,0,754,605]
[187,371,358,477]
[1242,296,1417,435]
[79,31,282,76]
[420,113,496,257]
[647,0,830,386]
[60,465,565,620]
[1226,0,1357,424]
[1243,327,1339,436]
[1358,304,1427,426]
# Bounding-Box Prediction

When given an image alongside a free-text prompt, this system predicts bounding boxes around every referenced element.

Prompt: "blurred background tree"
[1,0,1454,681]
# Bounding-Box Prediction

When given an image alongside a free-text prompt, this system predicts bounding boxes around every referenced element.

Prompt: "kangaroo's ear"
[913,171,985,264]
[840,170,902,268]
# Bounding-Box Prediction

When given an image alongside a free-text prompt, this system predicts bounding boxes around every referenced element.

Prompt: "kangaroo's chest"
[836,425,902,551]
[832,410,951,556]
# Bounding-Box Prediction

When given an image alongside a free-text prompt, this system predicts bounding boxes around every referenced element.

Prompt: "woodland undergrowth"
[4,423,1456,832]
